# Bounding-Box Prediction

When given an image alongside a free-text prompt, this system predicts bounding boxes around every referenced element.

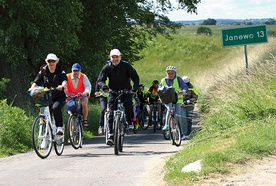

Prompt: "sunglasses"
[47,60,56,63]
[167,72,175,75]
[73,70,80,72]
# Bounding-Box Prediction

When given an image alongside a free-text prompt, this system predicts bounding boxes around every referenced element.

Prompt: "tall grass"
[163,35,276,185]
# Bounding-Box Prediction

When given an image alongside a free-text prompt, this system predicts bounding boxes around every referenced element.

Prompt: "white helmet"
[166,66,176,72]
[182,76,190,83]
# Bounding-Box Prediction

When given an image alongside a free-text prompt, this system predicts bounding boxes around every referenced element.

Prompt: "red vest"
[67,73,85,94]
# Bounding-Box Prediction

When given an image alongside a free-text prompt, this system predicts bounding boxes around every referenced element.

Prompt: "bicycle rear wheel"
[169,116,181,147]
[32,115,52,159]
[114,115,120,155]
[54,134,64,156]
[68,114,82,149]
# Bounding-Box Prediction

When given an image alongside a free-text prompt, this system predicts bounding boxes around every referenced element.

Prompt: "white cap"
[45,53,58,61]
[109,49,121,56]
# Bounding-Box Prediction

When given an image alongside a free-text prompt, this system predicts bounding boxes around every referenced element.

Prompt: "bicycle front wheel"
[68,114,82,149]
[32,115,52,159]
[139,110,149,130]
[169,116,181,147]
[114,114,121,155]
[54,133,64,156]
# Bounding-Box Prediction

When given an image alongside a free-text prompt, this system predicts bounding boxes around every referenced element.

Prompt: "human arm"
[129,65,140,92]
[97,67,108,91]
[82,74,92,96]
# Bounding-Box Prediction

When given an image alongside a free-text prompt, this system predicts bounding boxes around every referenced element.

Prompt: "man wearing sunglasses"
[29,53,68,135]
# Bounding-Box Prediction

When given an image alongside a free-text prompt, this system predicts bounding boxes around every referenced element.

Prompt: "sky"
[166,0,276,21]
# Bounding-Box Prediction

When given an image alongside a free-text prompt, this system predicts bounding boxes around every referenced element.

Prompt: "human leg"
[81,97,89,127]
[175,104,189,140]
[106,94,115,145]
[52,96,66,134]
[123,93,134,129]
[98,97,107,134]
[186,105,194,135]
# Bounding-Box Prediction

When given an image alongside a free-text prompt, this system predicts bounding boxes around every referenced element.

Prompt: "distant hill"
[175,18,272,25]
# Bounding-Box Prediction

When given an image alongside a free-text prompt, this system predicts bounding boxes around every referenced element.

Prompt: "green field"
[133,25,276,185]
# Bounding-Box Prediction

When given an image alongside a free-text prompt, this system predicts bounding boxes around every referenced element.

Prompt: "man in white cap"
[97,49,140,145]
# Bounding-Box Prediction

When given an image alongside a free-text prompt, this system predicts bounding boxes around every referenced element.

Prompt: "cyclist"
[66,63,92,127]
[160,66,188,140]
[182,75,198,137]
[147,80,162,125]
[136,83,148,111]
[97,49,140,145]
[131,94,140,129]
[29,53,67,135]
[95,61,111,135]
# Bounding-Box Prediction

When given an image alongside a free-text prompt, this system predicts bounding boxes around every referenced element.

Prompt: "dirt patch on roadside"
[201,155,276,186]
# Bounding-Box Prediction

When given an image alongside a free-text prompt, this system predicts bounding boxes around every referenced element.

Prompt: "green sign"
[221,25,268,47]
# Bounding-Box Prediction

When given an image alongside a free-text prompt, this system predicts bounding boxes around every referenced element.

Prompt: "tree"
[0,0,200,108]
[265,18,276,25]
[202,18,217,25]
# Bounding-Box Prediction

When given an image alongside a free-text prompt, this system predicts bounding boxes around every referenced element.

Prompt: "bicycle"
[149,101,160,132]
[110,89,131,155]
[66,93,86,149]
[158,87,181,147]
[137,103,150,130]
[30,87,65,159]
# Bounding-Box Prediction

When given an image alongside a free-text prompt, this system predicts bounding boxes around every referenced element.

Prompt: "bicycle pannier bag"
[66,99,78,113]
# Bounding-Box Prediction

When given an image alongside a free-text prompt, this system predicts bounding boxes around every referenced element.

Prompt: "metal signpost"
[221,25,268,74]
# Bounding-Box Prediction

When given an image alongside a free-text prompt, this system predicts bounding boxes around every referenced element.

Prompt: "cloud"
[167,0,276,21]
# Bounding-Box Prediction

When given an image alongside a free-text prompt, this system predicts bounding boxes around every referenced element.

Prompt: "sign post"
[221,25,268,74]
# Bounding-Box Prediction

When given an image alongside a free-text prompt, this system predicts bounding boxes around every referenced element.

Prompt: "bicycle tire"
[153,105,157,133]
[54,134,64,156]
[114,114,120,155]
[104,111,109,143]
[163,130,170,140]
[68,114,82,149]
[169,116,182,147]
[139,110,149,130]
[32,115,52,159]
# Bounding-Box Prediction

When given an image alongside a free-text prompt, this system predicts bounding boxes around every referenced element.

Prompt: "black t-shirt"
[34,64,67,99]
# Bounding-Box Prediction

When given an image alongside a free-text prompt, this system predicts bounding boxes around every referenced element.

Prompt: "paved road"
[0,127,185,186]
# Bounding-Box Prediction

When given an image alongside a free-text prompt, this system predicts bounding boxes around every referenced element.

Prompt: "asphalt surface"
[0,126,185,186]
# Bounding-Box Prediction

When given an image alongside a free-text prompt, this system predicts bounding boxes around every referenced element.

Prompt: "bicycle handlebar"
[66,92,87,99]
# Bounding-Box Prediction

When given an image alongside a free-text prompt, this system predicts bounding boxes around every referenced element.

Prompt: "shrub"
[0,100,33,155]
[196,26,212,36]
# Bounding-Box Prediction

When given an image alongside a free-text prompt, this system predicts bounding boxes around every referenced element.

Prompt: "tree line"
[0,0,200,110]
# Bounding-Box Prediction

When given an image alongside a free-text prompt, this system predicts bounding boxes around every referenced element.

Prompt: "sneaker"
[135,124,139,130]
[56,127,64,135]
[128,124,134,129]
[98,126,103,135]
[181,135,190,140]
[162,125,169,131]
[106,138,114,146]
[41,138,47,148]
